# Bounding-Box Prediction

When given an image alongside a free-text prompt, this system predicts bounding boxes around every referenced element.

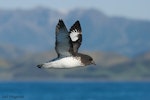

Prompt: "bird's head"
[86,56,96,65]
[79,54,96,66]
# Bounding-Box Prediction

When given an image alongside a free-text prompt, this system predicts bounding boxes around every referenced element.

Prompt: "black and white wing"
[69,21,82,53]
[55,19,73,57]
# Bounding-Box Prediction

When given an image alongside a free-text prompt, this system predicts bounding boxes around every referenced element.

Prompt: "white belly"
[43,57,84,68]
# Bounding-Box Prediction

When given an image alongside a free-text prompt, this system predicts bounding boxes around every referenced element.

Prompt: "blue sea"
[0,81,150,100]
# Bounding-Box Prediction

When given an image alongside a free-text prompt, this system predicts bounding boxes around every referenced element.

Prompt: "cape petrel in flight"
[37,19,95,68]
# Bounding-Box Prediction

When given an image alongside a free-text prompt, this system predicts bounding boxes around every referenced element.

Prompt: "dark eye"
[89,58,92,61]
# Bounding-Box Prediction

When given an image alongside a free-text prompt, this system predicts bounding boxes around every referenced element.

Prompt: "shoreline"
[1,79,150,83]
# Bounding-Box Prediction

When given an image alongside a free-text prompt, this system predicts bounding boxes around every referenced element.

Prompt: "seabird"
[37,19,95,68]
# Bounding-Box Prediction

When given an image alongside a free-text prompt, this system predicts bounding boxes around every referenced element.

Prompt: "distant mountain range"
[0,7,150,57]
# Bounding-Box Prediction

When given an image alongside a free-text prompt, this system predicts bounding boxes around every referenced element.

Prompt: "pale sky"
[0,0,150,20]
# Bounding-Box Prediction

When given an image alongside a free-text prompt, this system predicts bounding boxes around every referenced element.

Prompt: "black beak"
[91,61,96,65]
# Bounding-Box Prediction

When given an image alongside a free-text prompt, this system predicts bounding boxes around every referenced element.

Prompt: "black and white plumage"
[69,21,82,53]
[37,19,95,69]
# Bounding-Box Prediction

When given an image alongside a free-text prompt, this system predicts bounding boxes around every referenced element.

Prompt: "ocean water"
[0,81,150,100]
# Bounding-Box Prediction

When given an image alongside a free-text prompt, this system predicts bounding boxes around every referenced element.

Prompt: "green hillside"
[0,51,150,81]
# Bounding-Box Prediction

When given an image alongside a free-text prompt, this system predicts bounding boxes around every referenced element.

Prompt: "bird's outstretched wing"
[69,21,82,53]
[55,19,73,57]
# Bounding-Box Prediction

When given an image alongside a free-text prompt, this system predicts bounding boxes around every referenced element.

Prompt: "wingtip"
[59,19,63,22]
[76,20,80,24]
[56,19,66,30]
[58,19,63,24]
[74,20,80,25]
[70,20,82,32]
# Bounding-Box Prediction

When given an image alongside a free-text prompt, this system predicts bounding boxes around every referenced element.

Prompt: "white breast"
[43,57,84,68]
